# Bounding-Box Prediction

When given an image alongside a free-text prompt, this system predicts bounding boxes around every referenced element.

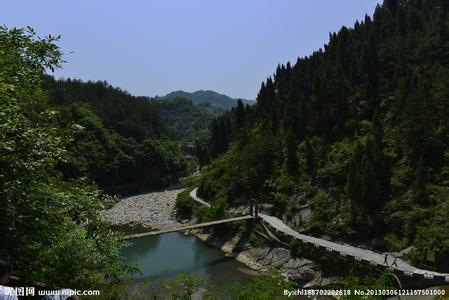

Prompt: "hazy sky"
[3,0,381,99]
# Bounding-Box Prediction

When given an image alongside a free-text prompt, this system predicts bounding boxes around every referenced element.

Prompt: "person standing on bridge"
[383,253,389,265]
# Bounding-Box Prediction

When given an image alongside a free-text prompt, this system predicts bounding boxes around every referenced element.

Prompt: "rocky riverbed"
[102,187,185,230]
[191,229,332,287]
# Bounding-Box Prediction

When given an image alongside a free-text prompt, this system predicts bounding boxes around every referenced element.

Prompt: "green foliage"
[120,271,295,299]
[290,240,301,257]
[337,270,398,300]
[195,195,228,223]
[384,233,408,252]
[152,97,220,144]
[160,89,254,111]
[309,191,335,234]
[235,99,246,129]
[266,171,296,195]
[412,197,449,269]
[156,272,206,299]
[412,156,427,204]
[199,130,280,205]
[271,192,289,216]
[316,138,354,193]
[226,271,295,299]
[304,139,316,176]
[284,130,299,175]
[43,77,187,194]
[346,136,386,234]
[175,189,195,218]
[0,26,128,288]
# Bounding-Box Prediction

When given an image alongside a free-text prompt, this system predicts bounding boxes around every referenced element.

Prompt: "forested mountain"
[152,97,221,144]
[157,89,254,111]
[198,0,449,271]
[43,77,186,195]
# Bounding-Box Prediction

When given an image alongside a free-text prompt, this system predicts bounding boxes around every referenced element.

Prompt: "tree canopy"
[43,77,187,195]
[198,0,449,270]
[0,26,129,288]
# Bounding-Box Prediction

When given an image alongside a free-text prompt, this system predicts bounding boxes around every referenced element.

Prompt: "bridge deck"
[259,214,449,281]
[121,215,253,240]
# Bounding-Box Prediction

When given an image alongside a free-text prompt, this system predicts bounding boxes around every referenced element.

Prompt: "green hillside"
[43,77,187,195]
[158,89,254,111]
[198,0,449,271]
[152,97,221,144]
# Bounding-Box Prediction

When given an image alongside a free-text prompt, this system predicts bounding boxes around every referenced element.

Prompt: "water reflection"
[123,232,254,284]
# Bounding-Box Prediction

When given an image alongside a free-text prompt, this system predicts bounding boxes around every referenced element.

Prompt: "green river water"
[123,232,449,299]
[123,232,255,285]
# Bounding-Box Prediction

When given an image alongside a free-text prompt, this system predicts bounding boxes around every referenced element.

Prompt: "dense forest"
[43,77,186,195]
[198,0,449,270]
[152,97,221,144]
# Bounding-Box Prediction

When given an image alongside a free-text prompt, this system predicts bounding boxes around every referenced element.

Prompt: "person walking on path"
[384,253,389,265]
[392,255,398,268]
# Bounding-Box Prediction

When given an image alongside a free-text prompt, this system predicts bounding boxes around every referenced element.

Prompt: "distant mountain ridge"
[156,90,254,111]
[152,97,220,144]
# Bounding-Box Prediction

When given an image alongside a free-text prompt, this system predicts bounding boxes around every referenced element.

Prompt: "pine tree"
[371,112,391,198]
[365,136,382,178]
[372,110,383,149]
[271,102,278,134]
[235,99,245,129]
[195,140,209,167]
[361,157,380,210]
[385,0,398,16]
[412,156,427,205]
[195,140,202,166]
[305,139,316,176]
[362,44,379,110]
[210,118,229,158]
[347,142,364,206]
[220,118,229,153]
[347,159,359,204]
[285,130,298,175]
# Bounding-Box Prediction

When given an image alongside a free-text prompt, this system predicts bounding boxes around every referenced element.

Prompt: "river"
[123,232,255,285]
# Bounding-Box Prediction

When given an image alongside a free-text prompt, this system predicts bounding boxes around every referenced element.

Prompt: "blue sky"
[2,0,381,99]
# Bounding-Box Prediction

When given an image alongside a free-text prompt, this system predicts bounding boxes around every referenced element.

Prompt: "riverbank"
[188,227,335,287]
[102,187,185,230]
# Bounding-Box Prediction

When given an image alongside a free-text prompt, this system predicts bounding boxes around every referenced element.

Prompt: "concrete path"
[190,188,211,207]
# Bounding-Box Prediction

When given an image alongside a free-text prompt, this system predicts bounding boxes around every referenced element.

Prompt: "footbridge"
[121,215,253,240]
[188,188,449,284]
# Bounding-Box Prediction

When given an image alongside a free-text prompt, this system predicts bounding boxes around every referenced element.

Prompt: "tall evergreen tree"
[348,141,364,207]
[285,130,298,175]
[361,157,380,210]
[412,156,427,205]
[235,99,246,129]
[305,139,316,177]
